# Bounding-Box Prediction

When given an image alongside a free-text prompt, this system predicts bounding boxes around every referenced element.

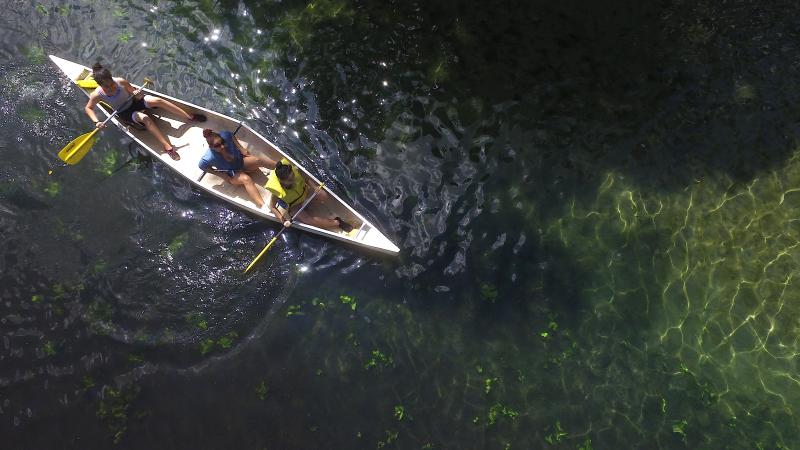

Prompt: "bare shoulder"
[87,88,101,103]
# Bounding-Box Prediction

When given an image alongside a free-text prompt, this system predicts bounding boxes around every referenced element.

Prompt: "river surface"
[3,0,800,448]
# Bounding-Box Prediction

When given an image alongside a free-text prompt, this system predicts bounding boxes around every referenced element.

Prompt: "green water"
[2,0,800,448]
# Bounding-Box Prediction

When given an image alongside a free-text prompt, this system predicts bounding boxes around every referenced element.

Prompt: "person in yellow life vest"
[265,159,353,232]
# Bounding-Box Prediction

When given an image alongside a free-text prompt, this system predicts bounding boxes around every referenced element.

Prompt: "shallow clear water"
[3,0,800,448]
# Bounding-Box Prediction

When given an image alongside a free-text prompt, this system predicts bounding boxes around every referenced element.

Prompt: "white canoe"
[49,55,399,255]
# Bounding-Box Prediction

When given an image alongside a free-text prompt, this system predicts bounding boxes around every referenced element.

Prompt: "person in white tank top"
[83,63,207,161]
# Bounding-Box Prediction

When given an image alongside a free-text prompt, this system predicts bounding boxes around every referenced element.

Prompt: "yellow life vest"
[265,159,307,207]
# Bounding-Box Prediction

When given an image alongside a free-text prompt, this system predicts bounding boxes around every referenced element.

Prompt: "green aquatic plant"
[127,353,144,364]
[159,327,175,344]
[25,46,46,64]
[339,294,357,311]
[199,338,215,355]
[43,181,60,197]
[272,0,355,52]
[256,380,269,400]
[672,419,688,437]
[217,331,237,349]
[364,348,393,370]
[58,5,69,16]
[165,232,189,256]
[311,297,327,309]
[539,330,550,340]
[52,304,65,316]
[735,83,756,102]
[286,304,303,316]
[17,105,46,123]
[543,420,566,444]
[133,329,148,343]
[42,340,56,356]
[578,438,594,450]
[51,283,68,298]
[117,32,133,43]
[480,283,498,302]
[376,429,398,448]
[344,332,359,347]
[428,57,448,85]
[31,294,43,303]
[484,377,498,394]
[91,259,107,275]
[97,384,140,444]
[87,300,113,326]
[96,150,120,176]
[35,4,48,15]
[487,403,519,427]
[393,405,405,421]
[186,312,208,331]
[81,376,95,391]
[112,9,127,18]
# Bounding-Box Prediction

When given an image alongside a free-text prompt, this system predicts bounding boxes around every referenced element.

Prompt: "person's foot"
[335,217,354,233]
[165,146,180,161]
[189,113,207,123]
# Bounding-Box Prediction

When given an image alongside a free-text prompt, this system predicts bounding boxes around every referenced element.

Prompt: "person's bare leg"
[229,173,264,208]
[144,95,193,121]
[136,112,172,150]
[243,155,277,171]
[295,210,338,229]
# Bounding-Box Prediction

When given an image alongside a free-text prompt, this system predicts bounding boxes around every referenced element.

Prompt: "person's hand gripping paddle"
[57,78,152,165]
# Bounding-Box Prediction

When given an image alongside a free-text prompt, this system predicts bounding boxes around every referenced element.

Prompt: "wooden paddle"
[243,183,324,274]
[58,78,152,165]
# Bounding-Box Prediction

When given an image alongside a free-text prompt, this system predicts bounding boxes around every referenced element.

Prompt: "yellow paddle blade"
[76,77,99,89]
[58,129,99,165]
[243,236,279,274]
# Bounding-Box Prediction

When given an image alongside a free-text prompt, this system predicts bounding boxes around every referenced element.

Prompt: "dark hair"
[202,128,217,139]
[275,161,292,180]
[91,62,113,84]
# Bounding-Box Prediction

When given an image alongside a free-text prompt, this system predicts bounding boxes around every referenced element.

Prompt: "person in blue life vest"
[83,63,207,161]
[265,159,353,232]
[200,128,278,208]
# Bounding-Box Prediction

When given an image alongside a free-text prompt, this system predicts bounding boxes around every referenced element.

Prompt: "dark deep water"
[3,0,800,448]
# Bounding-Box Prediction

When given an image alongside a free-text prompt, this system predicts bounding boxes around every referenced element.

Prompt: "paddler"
[84,62,207,161]
[200,128,277,209]
[265,159,353,232]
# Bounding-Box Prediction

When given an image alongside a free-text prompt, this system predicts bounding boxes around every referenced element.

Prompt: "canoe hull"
[49,55,399,255]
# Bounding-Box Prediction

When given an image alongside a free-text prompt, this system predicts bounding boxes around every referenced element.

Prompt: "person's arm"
[301,174,321,194]
[268,196,291,227]
[117,78,140,99]
[84,92,106,128]
[233,137,250,157]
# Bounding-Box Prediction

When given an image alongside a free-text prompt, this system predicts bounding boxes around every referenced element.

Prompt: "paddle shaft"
[243,183,324,274]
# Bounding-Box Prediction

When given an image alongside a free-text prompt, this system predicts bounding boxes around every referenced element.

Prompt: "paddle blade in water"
[244,236,279,274]
[58,129,99,165]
